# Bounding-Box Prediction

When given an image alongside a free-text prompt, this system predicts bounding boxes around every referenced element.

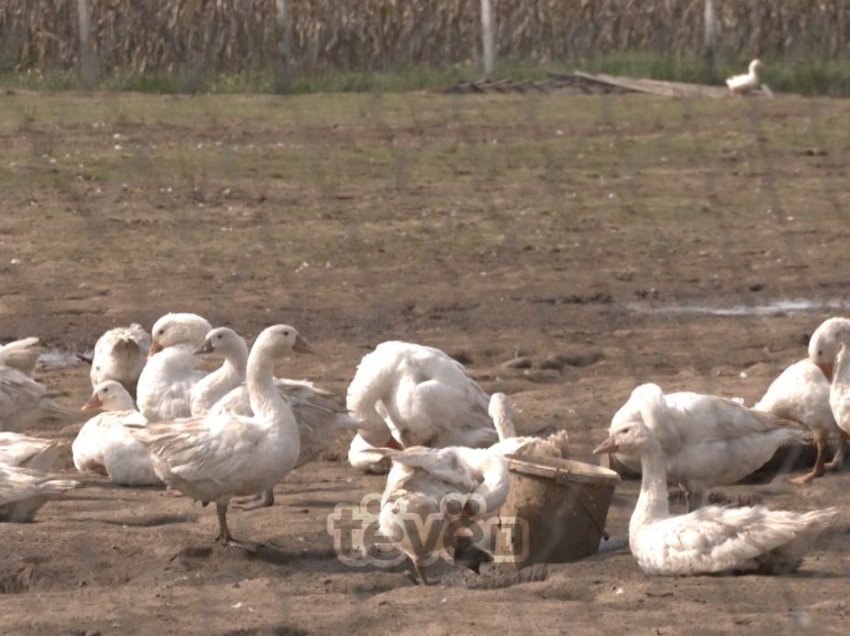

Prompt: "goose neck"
[630,438,670,532]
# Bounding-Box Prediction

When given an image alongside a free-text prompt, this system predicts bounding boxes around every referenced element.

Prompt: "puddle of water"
[37,349,93,370]
[627,298,850,317]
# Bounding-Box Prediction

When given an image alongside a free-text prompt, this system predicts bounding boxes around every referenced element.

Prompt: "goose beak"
[817,362,834,383]
[592,435,619,455]
[81,394,102,412]
[293,334,314,354]
[195,340,214,355]
[147,341,163,358]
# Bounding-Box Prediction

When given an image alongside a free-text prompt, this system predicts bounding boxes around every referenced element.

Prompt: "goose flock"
[1,313,848,582]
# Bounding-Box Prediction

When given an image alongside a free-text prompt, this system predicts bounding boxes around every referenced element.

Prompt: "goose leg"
[233,488,274,511]
[411,558,430,586]
[825,432,848,472]
[685,490,703,513]
[790,430,828,484]
[215,502,234,545]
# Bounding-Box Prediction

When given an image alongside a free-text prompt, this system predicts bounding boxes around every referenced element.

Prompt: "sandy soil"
[1,89,850,635]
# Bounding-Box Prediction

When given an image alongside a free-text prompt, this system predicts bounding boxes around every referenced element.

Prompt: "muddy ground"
[1,88,850,634]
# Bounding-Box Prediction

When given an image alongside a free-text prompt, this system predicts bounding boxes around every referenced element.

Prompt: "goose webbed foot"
[789,470,820,485]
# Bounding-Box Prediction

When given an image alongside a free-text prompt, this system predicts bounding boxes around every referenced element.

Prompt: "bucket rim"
[505,456,621,485]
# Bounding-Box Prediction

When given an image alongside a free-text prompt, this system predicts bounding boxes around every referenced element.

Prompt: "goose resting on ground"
[73,380,160,486]
[754,358,846,484]
[132,324,310,545]
[0,432,60,471]
[0,337,43,376]
[136,313,212,422]
[0,463,79,522]
[610,383,802,511]
[192,326,354,507]
[0,364,69,432]
[346,341,497,471]
[375,442,509,585]
[90,323,150,397]
[487,392,570,460]
[593,403,838,576]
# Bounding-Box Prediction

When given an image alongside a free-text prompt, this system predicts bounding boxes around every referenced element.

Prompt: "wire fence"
[1,4,850,635]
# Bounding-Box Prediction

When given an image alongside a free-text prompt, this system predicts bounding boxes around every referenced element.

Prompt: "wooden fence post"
[76,0,96,89]
[481,0,495,77]
[275,0,292,93]
[703,0,717,71]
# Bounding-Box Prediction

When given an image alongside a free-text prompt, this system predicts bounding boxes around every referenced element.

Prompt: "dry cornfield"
[0,1,849,75]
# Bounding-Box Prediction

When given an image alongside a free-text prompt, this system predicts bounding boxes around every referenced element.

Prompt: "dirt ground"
[1,88,850,634]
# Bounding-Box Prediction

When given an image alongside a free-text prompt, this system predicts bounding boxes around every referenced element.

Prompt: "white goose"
[376,442,509,585]
[487,393,570,460]
[136,313,212,422]
[0,364,69,432]
[808,316,850,441]
[754,358,845,483]
[192,326,350,506]
[610,383,802,511]
[346,341,497,463]
[132,324,310,545]
[726,59,764,95]
[73,381,160,486]
[90,323,151,397]
[593,407,839,576]
[0,337,43,376]
[0,463,79,522]
[0,432,60,471]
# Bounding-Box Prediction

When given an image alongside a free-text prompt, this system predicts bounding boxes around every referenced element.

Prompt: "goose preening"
[90,323,150,397]
[346,341,497,469]
[0,432,60,471]
[73,380,160,486]
[192,326,353,507]
[132,324,309,545]
[375,443,509,585]
[136,313,212,422]
[0,364,69,432]
[754,358,846,484]
[809,317,850,452]
[487,392,570,460]
[0,463,79,522]
[726,59,764,95]
[0,337,44,376]
[593,409,839,576]
[610,383,802,511]
[347,433,392,474]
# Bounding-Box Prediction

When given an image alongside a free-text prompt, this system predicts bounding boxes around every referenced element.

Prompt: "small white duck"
[376,443,509,584]
[755,358,846,483]
[136,313,212,422]
[593,409,839,576]
[0,337,44,376]
[132,324,310,545]
[487,393,570,460]
[90,323,151,397]
[0,463,79,522]
[73,380,160,486]
[0,364,69,432]
[0,432,60,471]
[610,383,802,511]
[726,59,764,95]
[346,341,497,464]
[192,326,354,506]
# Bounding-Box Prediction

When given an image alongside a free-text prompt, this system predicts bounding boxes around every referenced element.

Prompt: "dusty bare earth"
[1,88,850,635]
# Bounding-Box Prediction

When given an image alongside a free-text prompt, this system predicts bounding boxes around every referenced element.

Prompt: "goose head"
[82,380,136,412]
[808,317,850,381]
[195,327,247,357]
[749,59,764,75]
[148,313,213,357]
[252,324,314,359]
[593,419,656,456]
